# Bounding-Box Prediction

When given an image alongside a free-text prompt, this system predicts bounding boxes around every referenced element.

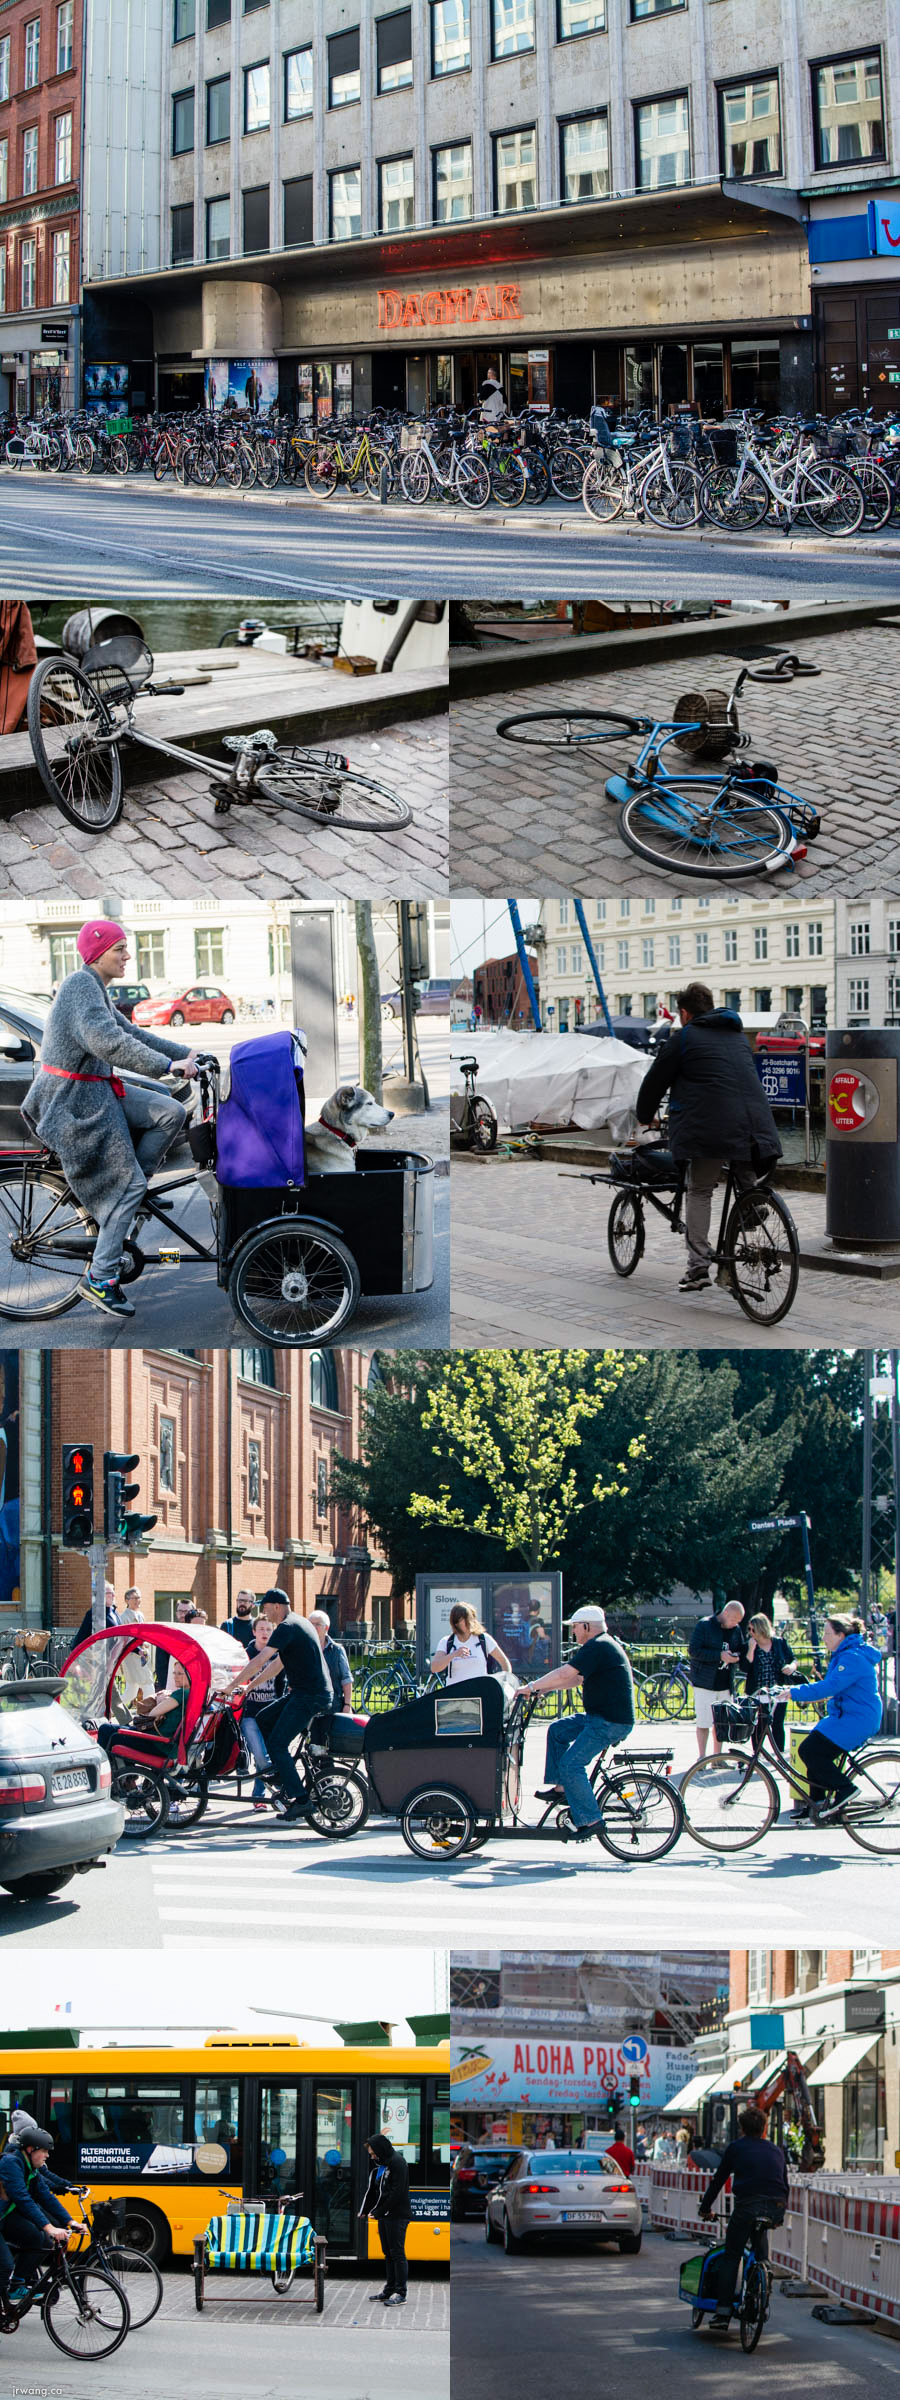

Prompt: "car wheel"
[618,2232,642,2254]
[170,1010,185,1025]
[221,1010,235,1023]
[484,2211,499,2244]
[381,1001,397,1020]
[502,2212,522,2254]
[0,1869,76,1901]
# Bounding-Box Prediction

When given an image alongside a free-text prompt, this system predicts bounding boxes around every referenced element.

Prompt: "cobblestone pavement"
[3,719,447,899]
[449,620,900,894]
[159,2262,449,2328]
[450,1156,900,1348]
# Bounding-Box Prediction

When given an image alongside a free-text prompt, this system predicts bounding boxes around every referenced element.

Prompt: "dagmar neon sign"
[377,282,523,330]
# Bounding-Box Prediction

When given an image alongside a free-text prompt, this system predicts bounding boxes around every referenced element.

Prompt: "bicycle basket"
[712,1698,758,1745]
[608,1143,679,1189]
[670,688,737,760]
[708,426,738,466]
[680,2249,724,2305]
[668,423,694,458]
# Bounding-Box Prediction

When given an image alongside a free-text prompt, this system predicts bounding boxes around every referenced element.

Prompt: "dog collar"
[325,1122,358,1150]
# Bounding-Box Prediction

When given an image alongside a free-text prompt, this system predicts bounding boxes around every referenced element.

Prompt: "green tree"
[407,1349,641,1570]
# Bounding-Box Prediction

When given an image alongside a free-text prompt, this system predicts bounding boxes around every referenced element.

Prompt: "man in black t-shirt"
[222,1589,331,1815]
[522,1605,636,1841]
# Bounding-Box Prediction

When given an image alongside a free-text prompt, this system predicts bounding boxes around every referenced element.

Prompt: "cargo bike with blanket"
[59,1625,371,1839]
[571,1136,800,1328]
[363,1678,684,1861]
[0,1029,434,1345]
[194,2197,327,2313]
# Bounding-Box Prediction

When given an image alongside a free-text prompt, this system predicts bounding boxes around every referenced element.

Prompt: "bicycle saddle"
[221,729,279,754]
[459,1057,478,1073]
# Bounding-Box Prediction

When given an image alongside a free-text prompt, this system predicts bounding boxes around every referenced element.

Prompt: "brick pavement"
[2,719,447,900]
[450,1155,900,1348]
[159,2265,448,2329]
[449,621,900,894]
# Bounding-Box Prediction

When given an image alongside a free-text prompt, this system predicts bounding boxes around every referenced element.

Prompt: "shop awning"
[706,2052,765,2094]
[662,2070,723,2115]
[807,2035,880,2087]
[747,2041,821,2090]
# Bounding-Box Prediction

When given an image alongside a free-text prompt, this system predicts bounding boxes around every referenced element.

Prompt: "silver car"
[485,2149,642,2253]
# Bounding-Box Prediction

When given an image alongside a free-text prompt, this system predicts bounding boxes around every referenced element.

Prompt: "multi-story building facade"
[473,947,539,1024]
[834,892,900,1028]
[538,890,834,1030]
[725,1946,900,2173]
[77,0,900,417]
[0,0,81,411]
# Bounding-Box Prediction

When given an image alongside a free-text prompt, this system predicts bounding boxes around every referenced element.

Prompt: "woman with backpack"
[430,1601,511,1683]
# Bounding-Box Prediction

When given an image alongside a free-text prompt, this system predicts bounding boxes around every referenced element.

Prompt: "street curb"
[450,598,900,691]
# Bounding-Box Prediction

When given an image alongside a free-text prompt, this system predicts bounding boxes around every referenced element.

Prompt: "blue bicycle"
[496,654,821,880]
[680,2214,779,2352]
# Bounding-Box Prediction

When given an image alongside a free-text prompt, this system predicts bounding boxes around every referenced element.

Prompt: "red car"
[132,984,236,1027]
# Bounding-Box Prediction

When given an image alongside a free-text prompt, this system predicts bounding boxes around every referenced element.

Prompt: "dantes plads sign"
[377,282,522,331]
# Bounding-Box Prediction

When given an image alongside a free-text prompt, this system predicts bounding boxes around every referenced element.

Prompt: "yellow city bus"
[0,2037,450,2268]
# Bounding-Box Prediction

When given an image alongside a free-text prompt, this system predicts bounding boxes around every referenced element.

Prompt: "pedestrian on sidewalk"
[223,1589,257,1653]
[308,1610,353,1712]
[689,1600,746,1757]
[744,1614,798,1753]
[361,2133,411,2308]
[522,1604,635,1841]
[633,982,781,1293]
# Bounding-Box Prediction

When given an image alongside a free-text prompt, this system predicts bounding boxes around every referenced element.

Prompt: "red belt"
[43,1065,126,1100]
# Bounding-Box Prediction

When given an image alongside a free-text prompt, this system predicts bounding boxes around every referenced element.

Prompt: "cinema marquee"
[377,282,523,331]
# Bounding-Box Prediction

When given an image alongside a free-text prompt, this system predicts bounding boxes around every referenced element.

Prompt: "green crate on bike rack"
[106,415,131,435]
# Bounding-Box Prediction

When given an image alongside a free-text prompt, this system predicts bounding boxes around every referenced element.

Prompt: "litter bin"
[825,1029,900,1246]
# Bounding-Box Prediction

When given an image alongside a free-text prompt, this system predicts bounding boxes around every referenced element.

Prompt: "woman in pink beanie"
[21,922,201,1318]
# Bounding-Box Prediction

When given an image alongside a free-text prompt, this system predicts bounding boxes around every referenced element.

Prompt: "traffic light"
[629,2076,641,2111]
[103,1451,157,1548]
[61,1445,94,1548]
[606,2090,623,2120]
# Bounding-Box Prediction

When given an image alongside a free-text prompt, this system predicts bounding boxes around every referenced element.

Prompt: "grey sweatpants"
[685,1157,756,1271]
[92,1084,187,1279]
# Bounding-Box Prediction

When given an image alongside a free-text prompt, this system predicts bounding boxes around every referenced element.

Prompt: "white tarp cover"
[451,1030,647,1133]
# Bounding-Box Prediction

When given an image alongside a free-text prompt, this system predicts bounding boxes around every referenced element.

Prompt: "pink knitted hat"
[77,920,128,966]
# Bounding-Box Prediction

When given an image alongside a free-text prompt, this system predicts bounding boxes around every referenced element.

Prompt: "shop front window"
[297,362,313,419]
[560,112,609,203]
[659,341,688,410]
[433,140,473,221]
[315,360,333,418]
[558,0,604,36]
[329,168,361,240]
[843,2055,885,2167]
[334,361,353,417]
[731,337,780,412]
[434,352,452,403]
[624,341,654,410]
[692,339,724,416]
[431,0,469,77]
[635,92,691,190]
[492,0,533,59]
[379,153,415,231]
[719,74,781,178]
[206,197,230,259]
[812,52,885,169]
[494,126,537,214]
[314,2086,354,2248]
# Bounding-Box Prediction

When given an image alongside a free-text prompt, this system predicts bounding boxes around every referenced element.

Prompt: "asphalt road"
[451,2220,899,2400]
[0,2262,447,2400]
[2,473,899,600]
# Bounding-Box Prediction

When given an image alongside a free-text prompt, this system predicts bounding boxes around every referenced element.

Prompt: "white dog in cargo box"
[304,1083,395,1173]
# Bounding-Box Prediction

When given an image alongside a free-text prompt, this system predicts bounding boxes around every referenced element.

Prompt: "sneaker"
[81,1271,135,1318]
[383,2294,406,2307]
[709,2311,732,2331]
[536,1785,565,1801]
[570,1821,604,1843]
[368,2290,390,2302]
[679,1267,711,1292]
[815,1793,854,1824]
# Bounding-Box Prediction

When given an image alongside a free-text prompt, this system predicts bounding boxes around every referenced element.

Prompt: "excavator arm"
[755,2050,824,2173]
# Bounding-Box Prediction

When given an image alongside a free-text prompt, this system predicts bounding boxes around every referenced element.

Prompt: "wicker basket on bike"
[712,1696,759,1745]
[607,1140,680,1189]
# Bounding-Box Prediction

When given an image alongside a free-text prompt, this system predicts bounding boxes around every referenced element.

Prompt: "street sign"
[868,201,900,255]
[41,322,69,343]
[756,1048,806,1106]
[601,2072,619,2091]
[749,1516,803,1532]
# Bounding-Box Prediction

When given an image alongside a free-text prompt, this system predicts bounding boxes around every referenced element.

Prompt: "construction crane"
[754,2050,824,2173]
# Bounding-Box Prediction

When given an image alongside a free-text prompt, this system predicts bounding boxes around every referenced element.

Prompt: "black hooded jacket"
[636,1009,782,1165]
[361,2136,411,2223]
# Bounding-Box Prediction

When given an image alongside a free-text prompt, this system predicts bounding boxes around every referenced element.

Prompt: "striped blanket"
[204,2212,315,2272]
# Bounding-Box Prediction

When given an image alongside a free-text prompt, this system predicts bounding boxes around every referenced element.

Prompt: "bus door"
[257,2077,360,2256]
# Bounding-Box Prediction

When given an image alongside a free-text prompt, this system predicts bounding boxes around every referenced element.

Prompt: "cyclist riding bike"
[634,981,781,1294]
[0,2123,73,2317]
[697,2104,788,2333]
[21,918,202,1319]
[522,1602,636,1841]
[777,1610,883,1823]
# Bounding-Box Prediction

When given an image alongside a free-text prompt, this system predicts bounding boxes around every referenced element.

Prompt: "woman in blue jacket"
[785,1613,882,1820]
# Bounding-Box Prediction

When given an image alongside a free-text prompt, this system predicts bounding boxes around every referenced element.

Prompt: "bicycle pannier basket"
[708,425,738,467]
[680,2248,725,2305]
[712,1697,758,1745]
[215,1031,306,1189]
[310,1710,368,1759]
[608,1143,679,1189]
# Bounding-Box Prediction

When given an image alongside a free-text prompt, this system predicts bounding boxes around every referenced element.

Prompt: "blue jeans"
[544,1712,634,1827]
[256,1689,322,1804]
[241,1712,271,1800]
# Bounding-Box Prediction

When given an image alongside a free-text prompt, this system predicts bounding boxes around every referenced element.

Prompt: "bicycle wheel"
[496,710,642,748]
[305,451,338,496]
[698,466,769,531]
[640,462,701,530]
[607,1190,645,1277]
[524,451,550,504]
[256,445,280,490]
[657,1671,691,1719]
[255,750,411,830]
[228,1221,361,1344]
[470,1096,498,1153]
[582,458,624,522]
[360,1669,406,1709]
[400,451,432,503]
[362,444,391,497]
[75,434,95,474]
[165,1773,209,1829]
[456,454,491,510]
[852,460,893,531]
[306,1767,369,1838]
[0,1166,94,1319]
[219,444,244,488]
[796,461,864,536]
[596,1769,684,1862]
[44,2267,130,2360]
[152,445,171,480]
[679,1752,778,1853]
[619,782,794,880]
[490,452,527,507]
[400,1785,475,1861]
[189,444,217,488]
[723,1186,799,1327]
[740,2264,768,2353]
[114,1766,170,1836]
[104,2247,163,2327]
[840,1745,900,1856]
[26,657,124,832]
[550,446,587,501]
[109,438,129,476]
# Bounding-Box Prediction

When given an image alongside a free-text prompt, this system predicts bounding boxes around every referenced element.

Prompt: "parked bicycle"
[451,1057,498,1152]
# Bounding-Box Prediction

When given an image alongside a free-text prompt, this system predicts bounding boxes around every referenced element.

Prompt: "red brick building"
[43,1345,396,1638]
[0,0,81,413]
[473,952,539,1029]
[727,1947,900,2172]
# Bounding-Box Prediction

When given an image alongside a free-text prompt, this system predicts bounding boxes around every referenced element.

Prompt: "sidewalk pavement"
[449,618,900,895]
[450,1155,900,1347]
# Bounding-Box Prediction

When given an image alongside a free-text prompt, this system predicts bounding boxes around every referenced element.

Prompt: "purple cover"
[215,1032,306,1189]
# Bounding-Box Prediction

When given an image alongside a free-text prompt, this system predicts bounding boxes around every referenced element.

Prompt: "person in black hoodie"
[635,983,781,1294]
[360,2132,411,2307]
[697,2105,789,2331]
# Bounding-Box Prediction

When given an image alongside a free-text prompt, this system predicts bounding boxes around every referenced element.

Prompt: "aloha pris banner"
[451,2034,698,2112]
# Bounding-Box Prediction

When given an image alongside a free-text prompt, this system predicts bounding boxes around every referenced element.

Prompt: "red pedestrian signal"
[62,1444,94,1549]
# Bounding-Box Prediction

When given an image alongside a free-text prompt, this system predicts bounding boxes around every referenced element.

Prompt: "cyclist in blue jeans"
[222,1590,331,1818]
[522,1605,635,1842]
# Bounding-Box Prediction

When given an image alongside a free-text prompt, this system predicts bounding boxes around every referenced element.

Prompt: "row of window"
[553,986,822,1024]
[0,5,73,100]
[554,895,824,923]
[553,923,826,975]
[846,919,900,956]
[0,112,71,206]
[0,227,70,310]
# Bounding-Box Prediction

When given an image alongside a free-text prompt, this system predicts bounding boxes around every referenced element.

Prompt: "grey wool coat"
[21,965,192,1221]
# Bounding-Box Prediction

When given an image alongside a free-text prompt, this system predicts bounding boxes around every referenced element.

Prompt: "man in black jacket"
[360,2133,411,2307]
[0,2127,72,2297]
[689,1600,746,1757]
[635,984,781,1294]
[698,2105,789,2332]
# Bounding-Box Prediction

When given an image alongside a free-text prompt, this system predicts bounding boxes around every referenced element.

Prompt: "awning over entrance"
[807,2035,880,2087]
[706,2052,765,2094]
[746,2042,821,2090]
[662,2070,723,2115]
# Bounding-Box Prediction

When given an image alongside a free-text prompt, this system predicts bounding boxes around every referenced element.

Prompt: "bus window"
[47,2084,77,2179]
[374,2080,421,2164]
[0,2085,37,2155]
[259,2084,299,2199]
[191,2080,243,2180]
[430,2086,451,2173]
[82,2083,187,2162]
[314,2084,353,2249]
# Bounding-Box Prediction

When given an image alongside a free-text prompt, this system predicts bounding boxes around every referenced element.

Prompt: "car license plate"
[52,1767,90,1797]
[562,2210,606,2222]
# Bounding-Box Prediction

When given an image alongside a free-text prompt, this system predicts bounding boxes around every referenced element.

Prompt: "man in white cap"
[522,1605,635,1842]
